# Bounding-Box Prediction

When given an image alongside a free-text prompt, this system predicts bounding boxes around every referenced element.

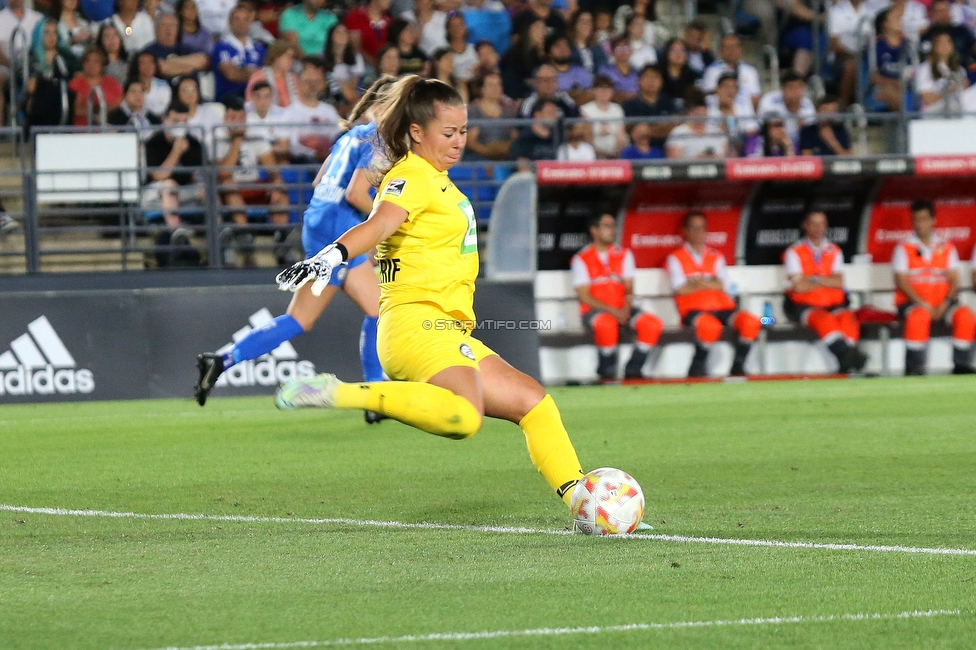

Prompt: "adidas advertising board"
[214,308,316,388]
[0,316,94,396]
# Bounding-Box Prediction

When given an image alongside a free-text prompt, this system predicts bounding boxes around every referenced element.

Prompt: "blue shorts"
[302,201,369,288]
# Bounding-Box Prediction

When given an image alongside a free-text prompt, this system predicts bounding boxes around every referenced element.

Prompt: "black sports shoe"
[364,410,388,424]
[951,365,976,375]
[729,360,746,377]
[195,353,224,406]
[839,347,868,374]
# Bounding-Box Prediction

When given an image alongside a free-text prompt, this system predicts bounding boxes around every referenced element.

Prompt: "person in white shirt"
[915,29,970,112]
[580,74,626,158]
[829,0,874,107]
[699,34,762,107]
[556,121,596,161]
[108,0,155,52]
[131,50,174,118]
[625,14,657,69]
[757,71,816,148]
[0,0,43,123]
[282,63,341,162]
[666,89,729,160]
[246,80,290,162]
[706,72,759,156]
[195,0,236,36]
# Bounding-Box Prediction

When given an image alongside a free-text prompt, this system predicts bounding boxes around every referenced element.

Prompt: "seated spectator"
[54,0,93,58]
[682,20,713,77]
[546,33,592,101]
[69,46,123,124]
[246,80,289,161]
[465,71,516,161]
[0,0,44,124]
[445,12,478,82]
[283,61,339,163]
[388,18,427,76]
[597,36,639,102]
[659,38,696,107]
[460,0,510,62]
[176,0,214,58]
[666,210,761,377]
[213,5,266,101]
[893,199,976,375]
[144,12,210,82]
[510,99,559,166]
[580,74,626,158]
[556,122,596,161]
[128,50,172,117]
[622,65,678,148]
[176,75,222,157]
[26,19,76,127]
[142,99,205,233]
[871,9,909,111]
[884,0,929,43]
[800,96,851,156]
[613,0,657,49]
[500,18,545,99]
[512,0,565,41]
[235,0,274,47]
[194,0,235,37]
[593,8,612,47]
[783,210,867,374]
[144,0,161,20]
[665,89,728,160]
[624,14,657,69]
[755,116,796,157]
[345,0,393,68]
[571,212,663,380]
[700,34,762,108]
[411,0,447,57]
[107,79,161,133]
[109,0,154,53]
[778,0,818,78]
[278,0,336,58]
[215,96,291,264]
[828,0,873,108]
[567,10,607,77]
[96,23,128,84]
[757,71,816,150]
[245,39,299,107]
[706,72,759,156]
[915,27,970,112]
[429,48,466,100]
[324,23,365,108]
[519,63,579,117]
[472,39,499,77]
[620,122,662,160]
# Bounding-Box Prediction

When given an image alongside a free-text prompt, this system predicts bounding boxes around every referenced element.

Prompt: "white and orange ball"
[571,468,645,535]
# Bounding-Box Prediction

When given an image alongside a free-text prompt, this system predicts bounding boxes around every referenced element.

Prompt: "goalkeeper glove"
[276,243,347,296]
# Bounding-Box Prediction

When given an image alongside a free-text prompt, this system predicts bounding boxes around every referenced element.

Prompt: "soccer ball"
[570,468,645,535]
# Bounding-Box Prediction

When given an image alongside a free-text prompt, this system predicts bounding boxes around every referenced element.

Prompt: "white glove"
[275,243,345,296]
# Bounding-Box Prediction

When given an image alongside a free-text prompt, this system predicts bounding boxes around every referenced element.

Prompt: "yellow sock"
[519,394,584,507]
[334,381,482,440]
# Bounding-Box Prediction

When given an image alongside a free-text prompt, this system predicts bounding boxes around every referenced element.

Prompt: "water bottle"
[761,301,776,327]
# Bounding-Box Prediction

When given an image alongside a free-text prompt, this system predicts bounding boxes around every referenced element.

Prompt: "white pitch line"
[147,609,964,650]
[2,504,976,557]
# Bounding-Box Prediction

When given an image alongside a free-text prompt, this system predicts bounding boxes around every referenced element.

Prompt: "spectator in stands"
[580,73,626,158]
[472,39,499,77]
[367,43,401,86]
[828,0,873,108]
[246,80,289,161]
[501,18,546,99]
[800,96,852,156]
[624,13,656,69]
[411,0,447,57]
[143,0,162,20]
[915,28,968,112]
[96,22,128,84]
[283,62,340,163]
[429,48,466,100]
[568,10,607,76]
[0,0,44,125]
[460,0,510,58]
[213,6,265,101]
[236,0,275,46]
[755,115,796,157]
[620,122,661,159]
[886,0,929,43]
[388,18,427,76]
[593,8,612,47]
[511,98,559,166]
[142,99,205,233]
[53,0,93,59]
[546,33,592,101]
[26,19,76,127]
[109,0,154,53]
[666,211,760,377]
[278,0,336,58]
[465,70,516,161]
[893,199,976,375]
[779,0,819,78]
[572,213,663,380]
[177,75,221,157]
[194,0,234,37]
[107,79,161,133]
[128,50,172,117]
[445,12,478,82]
[556,121,596,161]
[324,23,365,107]
[512,0,565,40]
[345,0,393,67]
[659,38,696,107]
[758,71,816,150]
[707,72,759,157]
[700,35,762,108]
[244,40,299,107]
[783,210,867,374]
[682,20,713,78]
[666,89,728,160]
[520,62,579,117]
[612,0,656,49]
[69,45,122,124]
[597,36,639,102]
[144,12,210,82]
[872,8,909,111]
[622,64,675,117]
[176,0,213,58]
[921,0,975,74]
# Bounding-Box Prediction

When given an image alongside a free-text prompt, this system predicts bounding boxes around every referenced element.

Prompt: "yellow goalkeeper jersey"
[374,152,480,321]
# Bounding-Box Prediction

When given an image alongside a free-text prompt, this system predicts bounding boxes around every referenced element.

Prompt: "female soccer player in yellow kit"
[275,76,585,507]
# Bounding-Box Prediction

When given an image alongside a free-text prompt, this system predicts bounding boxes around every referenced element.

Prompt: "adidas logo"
[0,316,94,396]
[214,308,316,388]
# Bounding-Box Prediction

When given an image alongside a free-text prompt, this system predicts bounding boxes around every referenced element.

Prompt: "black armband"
[335,242,349,262]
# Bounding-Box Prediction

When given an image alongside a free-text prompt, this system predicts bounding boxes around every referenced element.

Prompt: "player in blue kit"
[194,77,397,420]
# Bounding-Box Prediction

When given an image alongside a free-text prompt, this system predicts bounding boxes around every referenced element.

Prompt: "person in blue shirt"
[871,9,908,111]
[212,5,265,100]
[194,77,397,417]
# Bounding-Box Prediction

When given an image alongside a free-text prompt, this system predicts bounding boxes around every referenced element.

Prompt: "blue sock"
[360,316,384,382]
[225,314,305,368]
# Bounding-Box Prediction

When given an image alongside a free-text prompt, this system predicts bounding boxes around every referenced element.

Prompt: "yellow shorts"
[377,302,498,383]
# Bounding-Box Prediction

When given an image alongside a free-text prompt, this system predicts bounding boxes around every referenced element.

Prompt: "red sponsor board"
[866,177,976,262]
[621,181,749,268]
[725,157,823,181]
[914,155,976,177]
[536,161,632,185]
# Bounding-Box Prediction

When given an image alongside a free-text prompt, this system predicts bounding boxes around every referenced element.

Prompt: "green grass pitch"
[1,377,975,649]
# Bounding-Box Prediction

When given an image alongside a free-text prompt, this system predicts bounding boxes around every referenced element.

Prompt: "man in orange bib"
[783,210,868,374]
[666,211,761,377]
[892,199,976,375]
[571,213,664,380]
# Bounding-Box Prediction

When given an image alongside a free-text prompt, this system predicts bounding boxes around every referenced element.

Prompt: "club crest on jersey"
[459,343,475,360]
[384,179,407,197]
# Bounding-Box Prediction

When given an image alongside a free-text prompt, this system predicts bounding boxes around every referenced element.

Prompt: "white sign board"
[909,118,976,155]
[35,133,140,204]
